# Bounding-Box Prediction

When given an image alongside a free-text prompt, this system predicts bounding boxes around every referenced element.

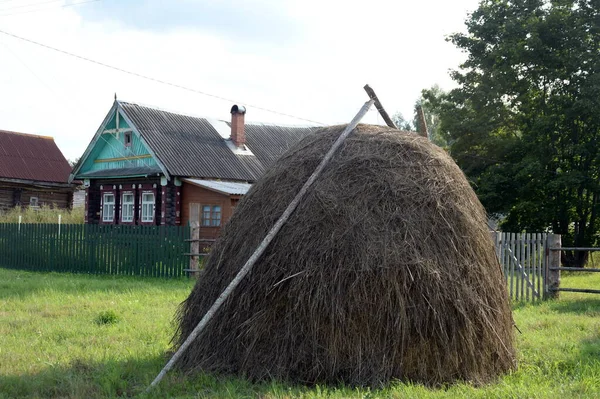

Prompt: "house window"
[201,205,222,227]
[121,193,134,222]
[141,192,155,223]
[102,193,115,222]
[29,197,39,208]
[124,132,132,147]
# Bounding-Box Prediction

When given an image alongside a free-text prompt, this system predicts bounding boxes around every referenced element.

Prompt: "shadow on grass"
[0,355,161,399]
[547,297,600,315]
[2,341,599,399]
[0,269,192,300]
[0,354,313,399]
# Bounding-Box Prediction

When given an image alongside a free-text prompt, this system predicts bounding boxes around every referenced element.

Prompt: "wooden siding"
[0,182,73,211]
[84,177,180,225]
[181,183,237,240]
[72,189,86,208]
[0,188,13,210]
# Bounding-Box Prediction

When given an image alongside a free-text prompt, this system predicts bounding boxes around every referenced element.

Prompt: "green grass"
[1,269,599,398]
[0,206,84,224]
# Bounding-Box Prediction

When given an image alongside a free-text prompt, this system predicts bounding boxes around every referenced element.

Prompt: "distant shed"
[0,130,76,211]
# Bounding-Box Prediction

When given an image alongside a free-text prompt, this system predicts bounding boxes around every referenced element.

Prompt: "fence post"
[189,222,200,278]
[491,231,499,260]
[545,233,561,299]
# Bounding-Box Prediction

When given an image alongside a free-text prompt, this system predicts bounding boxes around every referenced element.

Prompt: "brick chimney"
[230,105,246,147]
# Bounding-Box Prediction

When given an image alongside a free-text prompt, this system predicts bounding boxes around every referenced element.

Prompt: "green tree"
[394,85,450,148]
[391,112,413,132]
[437,0,600,267]
[418,85,449,148]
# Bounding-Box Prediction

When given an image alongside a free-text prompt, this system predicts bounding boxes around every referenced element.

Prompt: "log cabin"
[0,130,75,211]
[70,100,317,240]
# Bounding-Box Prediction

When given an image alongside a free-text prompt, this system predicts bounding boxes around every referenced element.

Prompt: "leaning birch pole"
[146,99,375,392]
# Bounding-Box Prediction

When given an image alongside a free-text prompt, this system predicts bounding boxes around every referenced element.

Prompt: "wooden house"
[70,100,316,239]
[0,130,75,211]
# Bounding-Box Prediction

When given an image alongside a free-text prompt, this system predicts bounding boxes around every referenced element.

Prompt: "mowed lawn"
[1,269,599,399]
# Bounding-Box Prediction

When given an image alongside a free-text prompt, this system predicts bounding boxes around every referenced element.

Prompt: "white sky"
[0,0,480,160]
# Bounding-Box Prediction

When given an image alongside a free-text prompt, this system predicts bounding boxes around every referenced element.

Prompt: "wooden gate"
[492,232,547,302]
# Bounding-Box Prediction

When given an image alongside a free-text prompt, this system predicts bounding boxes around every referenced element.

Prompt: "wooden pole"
[189,222,200,278]
[416,105,428,139]
[545,233,561,299]
[363,84,397,129]
[145,99,375,392]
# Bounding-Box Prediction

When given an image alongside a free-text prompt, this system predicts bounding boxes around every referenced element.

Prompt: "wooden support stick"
[188,222,200,278]
[363,84,397,129]
[416,105,428,138]
[145,99,375,392]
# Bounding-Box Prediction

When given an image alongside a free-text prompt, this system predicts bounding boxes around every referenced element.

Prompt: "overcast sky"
[0,0,480,160]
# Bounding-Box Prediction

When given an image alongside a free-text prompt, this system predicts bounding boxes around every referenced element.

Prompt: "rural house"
[70,100,317,239]
[0,130,75,211]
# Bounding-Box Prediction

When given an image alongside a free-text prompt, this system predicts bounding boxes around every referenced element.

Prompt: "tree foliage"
[434,0,600,266]
[393,85,449,148]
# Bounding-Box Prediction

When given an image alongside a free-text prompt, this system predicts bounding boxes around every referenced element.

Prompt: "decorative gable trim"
[69,101,118,183]
[69,100,171,183]
[117,102,171,181]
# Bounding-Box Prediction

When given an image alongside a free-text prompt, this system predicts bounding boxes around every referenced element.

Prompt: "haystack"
[174,124,515,386]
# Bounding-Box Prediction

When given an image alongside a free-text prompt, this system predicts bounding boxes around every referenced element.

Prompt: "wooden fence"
[493,232,548,302]
[0,223,190,278]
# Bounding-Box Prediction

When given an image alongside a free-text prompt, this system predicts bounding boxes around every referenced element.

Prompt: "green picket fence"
[0,223,190,278]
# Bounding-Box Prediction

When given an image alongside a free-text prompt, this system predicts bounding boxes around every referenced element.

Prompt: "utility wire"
[1,36,155,171]
[0,28,326,125]
[0,0,101,17]
[0,0,68,12]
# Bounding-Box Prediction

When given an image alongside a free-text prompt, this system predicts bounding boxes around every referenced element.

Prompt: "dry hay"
[174,124,516,387]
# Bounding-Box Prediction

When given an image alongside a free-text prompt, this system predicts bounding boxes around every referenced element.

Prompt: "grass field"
[1,269,599,398]
[0,206,84,224]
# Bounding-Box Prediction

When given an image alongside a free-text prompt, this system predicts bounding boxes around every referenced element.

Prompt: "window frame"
[140,191,155,224]
[102,192,116,223]
[124,132,132,147]
[200,204,222,227]
[120,191,135,224]
[29,196,39,208]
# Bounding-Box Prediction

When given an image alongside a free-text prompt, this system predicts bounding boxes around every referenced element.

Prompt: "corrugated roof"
[0,130,72,183]
[119,102,318,182]
[183,178,252,195]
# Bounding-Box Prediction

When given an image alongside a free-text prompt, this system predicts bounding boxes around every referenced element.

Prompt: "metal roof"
[0,130,72,183]
[183,178,252,195]
[118,102,318,182]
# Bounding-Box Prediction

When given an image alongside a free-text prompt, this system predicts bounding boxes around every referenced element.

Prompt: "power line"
[0,0,67,12]
[0,0,101,17]
[0,28,325,125]
[0,37,151,169]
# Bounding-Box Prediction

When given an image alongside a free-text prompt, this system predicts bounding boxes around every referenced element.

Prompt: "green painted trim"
[94,154,153,163]
[69,101,119,182]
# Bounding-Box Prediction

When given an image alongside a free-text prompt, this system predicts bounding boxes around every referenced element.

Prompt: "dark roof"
[119,102,318,182]
[238,122,318,167]
[0,130,72,183]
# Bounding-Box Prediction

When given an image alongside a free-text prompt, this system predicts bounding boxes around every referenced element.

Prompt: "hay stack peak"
[174,124,516,386]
